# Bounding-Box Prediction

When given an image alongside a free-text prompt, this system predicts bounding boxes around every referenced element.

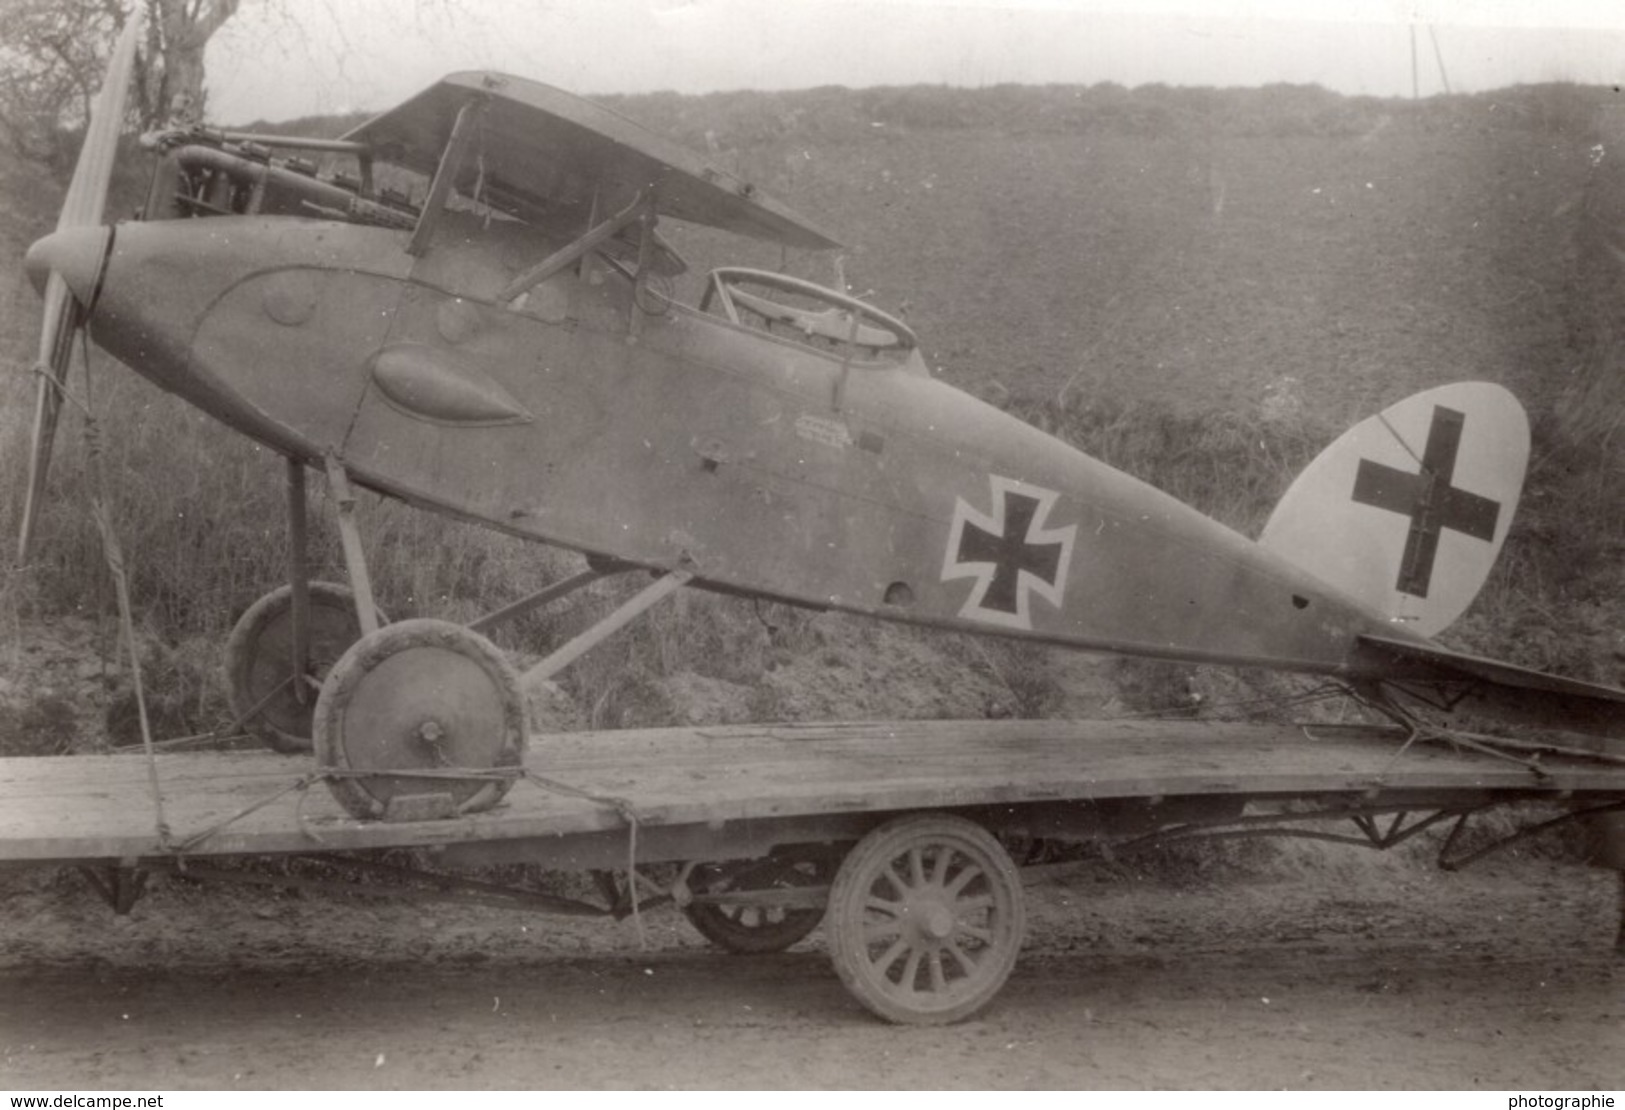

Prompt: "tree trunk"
[148,0,243,127]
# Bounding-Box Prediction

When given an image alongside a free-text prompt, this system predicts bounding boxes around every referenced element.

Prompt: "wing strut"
[497,191,650,303]
[629,198,659,338]
[407,95,489,257]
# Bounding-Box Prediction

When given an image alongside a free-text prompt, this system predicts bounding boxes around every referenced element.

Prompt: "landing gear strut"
[248,453,693,821]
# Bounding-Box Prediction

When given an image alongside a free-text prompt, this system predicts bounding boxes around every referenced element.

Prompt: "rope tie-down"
[66,385,678,933]
[64,344,175,852]
[166,762,653,943]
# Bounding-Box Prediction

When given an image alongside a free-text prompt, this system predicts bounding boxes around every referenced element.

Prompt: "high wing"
[343,71,843,252]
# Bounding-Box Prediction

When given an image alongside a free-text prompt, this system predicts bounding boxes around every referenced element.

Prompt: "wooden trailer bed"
[3,719,1620,865]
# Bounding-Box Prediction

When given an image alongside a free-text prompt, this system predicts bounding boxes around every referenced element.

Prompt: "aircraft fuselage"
[66,212,1418,678]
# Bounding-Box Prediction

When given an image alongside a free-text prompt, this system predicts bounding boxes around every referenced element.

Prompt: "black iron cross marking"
[955,492,1066,614]
[1351,405,1501,599]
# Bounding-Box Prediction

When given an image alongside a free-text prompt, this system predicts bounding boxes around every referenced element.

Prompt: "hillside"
[0,81,1621,748]
[608,83,1601,421]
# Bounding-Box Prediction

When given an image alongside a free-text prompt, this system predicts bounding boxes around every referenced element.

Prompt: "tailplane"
[1353,633,1625,743]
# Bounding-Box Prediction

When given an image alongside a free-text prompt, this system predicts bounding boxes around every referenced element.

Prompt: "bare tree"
[0,0,129,168]
[0,0,246,169]
[142,0,242,127]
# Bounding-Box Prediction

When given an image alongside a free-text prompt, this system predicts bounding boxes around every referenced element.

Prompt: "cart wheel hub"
[313,619,527,821]
[919,903,956,941]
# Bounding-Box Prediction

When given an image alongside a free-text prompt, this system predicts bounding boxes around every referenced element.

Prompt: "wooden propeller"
[17,12,143,562]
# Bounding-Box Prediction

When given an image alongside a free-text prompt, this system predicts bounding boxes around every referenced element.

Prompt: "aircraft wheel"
[224,582,383,754]
[826,814,1025,1025]
[682,849,835,955]
[314,619,526,821]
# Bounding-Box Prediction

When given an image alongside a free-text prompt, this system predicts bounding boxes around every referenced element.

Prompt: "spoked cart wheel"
[683,848,835,955]
[826,813,1026,1025]
[224,582,384,753]
[313,619,526,821]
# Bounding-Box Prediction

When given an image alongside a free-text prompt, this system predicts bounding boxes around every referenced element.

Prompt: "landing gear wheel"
[683,850,835,955]
[314,619,526,821]
[224,582,384,754]
[826,814,1025,1025]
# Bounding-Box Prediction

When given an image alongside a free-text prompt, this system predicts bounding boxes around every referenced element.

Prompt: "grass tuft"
[0,693,76,756]
[1008,389,1333,533]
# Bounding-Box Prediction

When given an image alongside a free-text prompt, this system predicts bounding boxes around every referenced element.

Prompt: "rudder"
[1260,381,1529,638]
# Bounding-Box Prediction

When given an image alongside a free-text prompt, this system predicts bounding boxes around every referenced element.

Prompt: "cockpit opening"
[698,266,919,367]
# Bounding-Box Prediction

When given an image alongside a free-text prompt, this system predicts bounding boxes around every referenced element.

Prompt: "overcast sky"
[205,0,1625,125]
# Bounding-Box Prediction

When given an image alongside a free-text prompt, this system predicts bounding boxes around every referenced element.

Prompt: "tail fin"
[1260,382,1529,638]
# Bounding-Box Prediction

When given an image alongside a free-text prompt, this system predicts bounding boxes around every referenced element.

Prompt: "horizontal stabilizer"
[1356,633,1625,743]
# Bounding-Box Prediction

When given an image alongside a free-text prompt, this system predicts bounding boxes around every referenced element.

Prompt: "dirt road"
[2,849,1621,1090]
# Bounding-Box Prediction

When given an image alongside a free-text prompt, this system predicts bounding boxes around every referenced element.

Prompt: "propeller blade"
[57,12,143,233]
[16,274,78,562]
[16,11,143,562]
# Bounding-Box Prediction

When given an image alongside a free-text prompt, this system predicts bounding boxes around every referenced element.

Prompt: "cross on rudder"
[1351,405,1501,599]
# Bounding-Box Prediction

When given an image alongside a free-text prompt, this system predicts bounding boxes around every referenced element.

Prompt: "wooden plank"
[1,720,1620,864]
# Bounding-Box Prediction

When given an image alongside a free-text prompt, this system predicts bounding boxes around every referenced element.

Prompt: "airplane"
[18,18,1625,822]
